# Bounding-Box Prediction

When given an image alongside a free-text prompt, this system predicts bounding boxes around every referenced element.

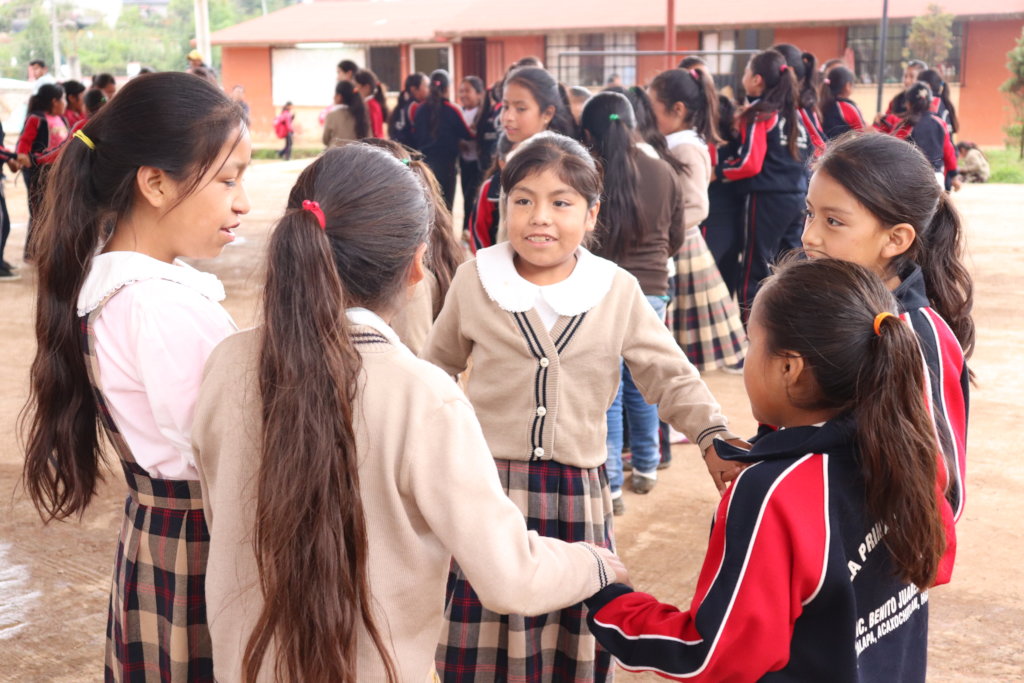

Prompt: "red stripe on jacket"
[721,113,775,182]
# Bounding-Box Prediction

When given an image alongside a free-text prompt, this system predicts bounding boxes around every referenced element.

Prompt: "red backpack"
[273,113,289,139]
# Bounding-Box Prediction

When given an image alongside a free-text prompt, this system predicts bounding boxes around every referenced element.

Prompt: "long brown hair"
[246,143,430,682]
[757,257,946,589]
[742,49,802,161]
[361,137,463,310]
[815,132,974,359]
[21,72,245,521]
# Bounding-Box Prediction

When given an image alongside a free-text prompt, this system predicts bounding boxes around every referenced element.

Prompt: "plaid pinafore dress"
[82,294,214,682]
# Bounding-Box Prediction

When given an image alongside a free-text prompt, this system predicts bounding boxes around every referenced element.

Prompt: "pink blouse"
[77,252,237,480]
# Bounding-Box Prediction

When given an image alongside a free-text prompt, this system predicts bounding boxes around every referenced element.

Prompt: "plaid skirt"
[436,459,614,682]
[668,228,747,371]
[105,460,214,682]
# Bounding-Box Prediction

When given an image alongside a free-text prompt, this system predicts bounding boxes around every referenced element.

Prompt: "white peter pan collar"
[475,241,618,317]
[77,251,226,316]
[665,129,704,150]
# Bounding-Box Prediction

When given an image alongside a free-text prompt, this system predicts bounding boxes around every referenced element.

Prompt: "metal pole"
[875,0,889,113]
[665,0,676,70]
[50,0,61,77]
[194,0,211,68]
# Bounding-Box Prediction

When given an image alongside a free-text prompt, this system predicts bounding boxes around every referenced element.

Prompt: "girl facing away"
[411,69,474,211]
[820,66,866,140]
[585,257,948,682]
[21,72,251,681]
[717,48,811,323]
[801,132,972,582]
[323,80,370,148]
[423,132,744,681]
[192,143,624,683]
[579,91,686,512]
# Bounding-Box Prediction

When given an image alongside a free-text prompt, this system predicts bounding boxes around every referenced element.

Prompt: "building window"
[411,45,451,77]
[846,22,963,83]
[547,33,636,87]
[368,46,401,94]
[699,29,773,98]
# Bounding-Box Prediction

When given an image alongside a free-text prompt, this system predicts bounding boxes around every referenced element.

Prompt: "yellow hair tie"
[873,312,897,336]
[73,129,95,150]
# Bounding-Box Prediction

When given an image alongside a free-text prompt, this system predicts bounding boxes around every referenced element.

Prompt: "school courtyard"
[0,160,1021,679]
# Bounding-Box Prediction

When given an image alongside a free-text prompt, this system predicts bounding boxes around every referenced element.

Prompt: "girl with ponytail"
[580,91,685,512]
[772,42,827,155]
[323,80,370,147]
[353,68,389,137]
[586,256,947,682]
[193,143,624,683]
[917,68,959,135]
[387,71,428,147]
[718,48,812,322]
[802,132,972,582]
[649,66,746,372]
[21,71,251,680]
[886,82,959,190]
[412,69,474,210]
[819,65,866,139]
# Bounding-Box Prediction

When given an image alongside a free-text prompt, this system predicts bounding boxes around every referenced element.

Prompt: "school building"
[211,0,1024,147]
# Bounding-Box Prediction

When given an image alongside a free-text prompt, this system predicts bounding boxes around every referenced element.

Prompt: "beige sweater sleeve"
[420,266,473,376]
[403,393,616,615]
[619,277,737,451]
[672,144,711,231]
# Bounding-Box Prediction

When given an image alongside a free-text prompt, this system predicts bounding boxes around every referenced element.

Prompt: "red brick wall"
[773,26,846,67]
[959,19,1024,146]
[220,47,274,143]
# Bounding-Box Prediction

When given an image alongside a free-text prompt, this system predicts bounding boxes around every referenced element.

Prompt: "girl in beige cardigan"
[192,144,624,683]
[423,132,746,682]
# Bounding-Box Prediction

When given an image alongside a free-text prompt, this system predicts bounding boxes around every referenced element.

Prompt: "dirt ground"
[0,159,1021,681]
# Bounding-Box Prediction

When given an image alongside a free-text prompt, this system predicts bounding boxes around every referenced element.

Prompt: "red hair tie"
[779,64,789,73]
[301,200,326,230]
[689,68,700,81]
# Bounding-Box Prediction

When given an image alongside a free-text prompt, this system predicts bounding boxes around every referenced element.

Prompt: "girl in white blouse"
[22,72,251,682]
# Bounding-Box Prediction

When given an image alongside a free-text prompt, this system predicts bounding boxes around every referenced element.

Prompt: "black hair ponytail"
[336,81,370,138]
[354,69,389,121]
[917,68,958,133]
[621,85,686,174]
[903,82,932,125]
[650,67,723,145]
[758,257,946,589]
[820,66,855,111]
[580,91,647,262]
[743,49,801,161]
[771,43,819,113]
[426,69,451,138]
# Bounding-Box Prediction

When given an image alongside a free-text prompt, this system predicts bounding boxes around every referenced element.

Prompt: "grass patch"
[251,147,322,161]
[986,147,1024,183]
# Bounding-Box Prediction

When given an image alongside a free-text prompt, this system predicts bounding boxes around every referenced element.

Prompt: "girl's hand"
[17,153,30,167]
[595,546,631,587]
[703,439,751,495]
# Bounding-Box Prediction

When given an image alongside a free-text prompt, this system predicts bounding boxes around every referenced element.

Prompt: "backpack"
[273,113,289,139]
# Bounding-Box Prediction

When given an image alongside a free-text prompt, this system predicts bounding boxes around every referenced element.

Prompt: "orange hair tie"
[873,312,896,336]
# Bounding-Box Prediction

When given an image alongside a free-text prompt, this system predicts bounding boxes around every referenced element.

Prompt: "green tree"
[907,4,954,67]
[1002,27,1024,159]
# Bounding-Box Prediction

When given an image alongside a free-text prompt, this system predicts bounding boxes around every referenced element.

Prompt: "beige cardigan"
[421,243,737,469]
[193,323,616,682]
[667,130,712,231]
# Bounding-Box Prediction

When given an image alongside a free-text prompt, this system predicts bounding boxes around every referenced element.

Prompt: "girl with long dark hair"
[886,82,958,189]
[21,71,251,681]
[323,80,370,147]
[387,71,428,147]
[354,68,388,137]
[586,257,948,682]
[772,42,827,155]
[649,67,746,371]
[819,65,866,139]
[718,48,811,323]
[412,69,474,210]
[801,132,972,582]
[580,91,685,512]
[193,143,623,682]
[17,83,67,257]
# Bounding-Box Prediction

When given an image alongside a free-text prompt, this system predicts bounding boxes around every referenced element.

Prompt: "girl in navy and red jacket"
[917,69,959,138]
[820,66,866,139]
[387,72,428,148]
[17,83,68,258]
[801,132,971,578]
[354,69,389,138]
[717,48,810,322]
[887,82,958,189]
[586,257,950,682]
[412,69,474,211]
[772,43,826,157]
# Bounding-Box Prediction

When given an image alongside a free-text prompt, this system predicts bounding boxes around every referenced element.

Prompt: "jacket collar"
[714,415,856,464]
[78,251,226,316]
[892,262,929,312]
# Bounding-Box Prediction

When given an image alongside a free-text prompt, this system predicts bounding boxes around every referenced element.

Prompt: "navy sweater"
[586,418,931,682]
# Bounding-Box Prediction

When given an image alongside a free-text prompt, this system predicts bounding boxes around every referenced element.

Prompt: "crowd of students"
[15,45,977,683]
